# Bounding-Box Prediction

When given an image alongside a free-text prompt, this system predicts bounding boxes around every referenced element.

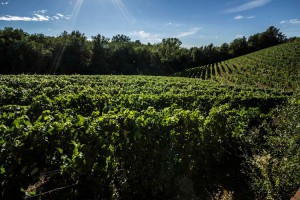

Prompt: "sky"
[0,0,299,47]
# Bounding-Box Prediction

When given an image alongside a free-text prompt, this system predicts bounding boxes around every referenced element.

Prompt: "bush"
[242,97,300,199]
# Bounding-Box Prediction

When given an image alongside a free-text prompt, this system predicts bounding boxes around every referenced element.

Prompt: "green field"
[1,41,300,199]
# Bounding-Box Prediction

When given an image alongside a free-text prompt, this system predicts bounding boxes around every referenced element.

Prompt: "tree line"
[0,26,289,75]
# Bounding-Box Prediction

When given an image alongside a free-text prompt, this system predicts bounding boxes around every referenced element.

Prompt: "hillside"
[174,39,300,91]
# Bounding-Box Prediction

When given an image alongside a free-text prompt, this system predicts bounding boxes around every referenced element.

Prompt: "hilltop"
[174,39,300,91]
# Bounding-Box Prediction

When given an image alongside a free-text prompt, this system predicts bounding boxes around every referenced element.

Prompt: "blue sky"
[0,0,299,47]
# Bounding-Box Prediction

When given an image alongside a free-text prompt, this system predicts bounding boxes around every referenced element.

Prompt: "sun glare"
[70,0,84,24]
[50,0,84,73]
[111,0,135,24]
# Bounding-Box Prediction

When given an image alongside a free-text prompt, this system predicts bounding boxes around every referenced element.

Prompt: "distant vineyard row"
[174,39,300,91]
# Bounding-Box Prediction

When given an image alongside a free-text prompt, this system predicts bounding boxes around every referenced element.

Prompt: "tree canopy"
[0,26,289,75]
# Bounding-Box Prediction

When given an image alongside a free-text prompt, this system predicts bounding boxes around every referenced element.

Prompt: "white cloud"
[235,34,245,38]
[52,16,60,20]
[134,30,150,39]
[56,13,64,18]
[234,15,244,20]
[165,22,183,27]
[177,27,201,38]
[225,0,271,13]
[34,14,50,21]
[0,14,50,21]
[130,30,162,43]
[0,10,71,21]
[1,2,8,5]
[280,19,300,24]
[52,13,71,20]
[234,15,256,20]
[34,10,47,14]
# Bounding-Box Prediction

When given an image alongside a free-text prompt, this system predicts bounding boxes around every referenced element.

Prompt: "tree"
[219,43,230,60]
[158,38,182,62]
[202,43,219,64]
[133,46,152,74]
[0,26,290,75]
[248,33,261,51]
[0,27,33,74]
[134,40,142,45]
[51,31,91,74]
[90,34,110,74]
[259,26,287,48]
[111,34,131,43]
[158,38,184,73]
[249,26,287,51]
[229,36,249,57]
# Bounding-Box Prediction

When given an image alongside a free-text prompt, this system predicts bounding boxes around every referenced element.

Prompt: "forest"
[0,26,289,75]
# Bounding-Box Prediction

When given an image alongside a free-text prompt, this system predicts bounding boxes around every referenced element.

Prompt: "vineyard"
[175,39,300,91]
[0,74,299,199]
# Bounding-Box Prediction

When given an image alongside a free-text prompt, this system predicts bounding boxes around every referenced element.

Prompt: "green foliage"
[0,26,289,75]
[241,96,300,199]
[0,75,294,199]
[229,36,249,56]
[175,39,300,91]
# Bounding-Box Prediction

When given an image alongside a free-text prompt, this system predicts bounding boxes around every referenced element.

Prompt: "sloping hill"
[174,39,300,91]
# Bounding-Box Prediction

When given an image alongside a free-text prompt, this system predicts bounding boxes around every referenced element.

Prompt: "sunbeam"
[111,0,135,24]
[70,0,84,26]
[50,0,84,73]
